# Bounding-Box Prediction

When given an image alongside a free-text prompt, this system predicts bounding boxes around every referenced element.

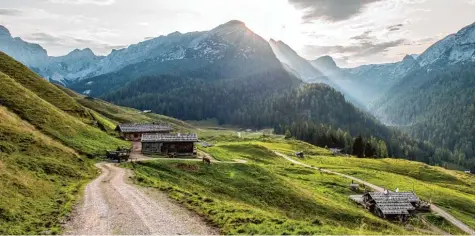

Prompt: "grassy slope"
[129,136,445,235]
[0,54,134,234]
[266,144,475,229]
[0,54,198,234]
[0,72,129,155]
[0,106,95,234]
[77,97,196,132]
[129,133,474,234]
[0,52,91,121]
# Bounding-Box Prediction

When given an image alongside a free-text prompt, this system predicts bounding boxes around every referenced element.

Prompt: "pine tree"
[353,136,365,158]
[365,141,375,158]
[284,129,292,139]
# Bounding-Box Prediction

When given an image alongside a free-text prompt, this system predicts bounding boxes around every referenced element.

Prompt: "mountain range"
[0,20,474,169]
[1,21,473,106]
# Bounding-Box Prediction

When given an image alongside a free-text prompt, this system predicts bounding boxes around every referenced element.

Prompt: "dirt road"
[274,151,475,235]
[64,162,217,235]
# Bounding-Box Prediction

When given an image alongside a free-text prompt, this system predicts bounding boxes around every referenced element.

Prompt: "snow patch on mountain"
[418,23,474,67]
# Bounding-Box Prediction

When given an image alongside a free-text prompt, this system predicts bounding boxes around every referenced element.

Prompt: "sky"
[0,0,474,67]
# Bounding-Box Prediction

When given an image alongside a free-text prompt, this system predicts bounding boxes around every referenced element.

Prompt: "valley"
[0,11,474,235]
[124,131,473,235]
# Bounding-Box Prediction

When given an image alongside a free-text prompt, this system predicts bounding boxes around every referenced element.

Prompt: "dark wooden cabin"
[362,191,419,221]
[141,133,198,155]
[115,123,172,141]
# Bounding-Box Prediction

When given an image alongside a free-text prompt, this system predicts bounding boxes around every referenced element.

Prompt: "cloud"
[304,28,406,59]
[288,0,382,22]
[350,30,373,41]
[49,0,115,5]
[0,8,23,16]
[24,31,125,55]
[27,32,63,44]
[387,23,404,31]
[411,36,439,46]
[0,8,60,20]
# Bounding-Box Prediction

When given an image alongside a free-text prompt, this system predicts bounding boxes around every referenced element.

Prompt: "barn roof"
[367,192,419,215]
[141,133,198,142]
[368,192,419,202]
[116,123,172,133]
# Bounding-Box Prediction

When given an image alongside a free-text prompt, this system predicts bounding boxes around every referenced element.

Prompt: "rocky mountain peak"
[0,25,11,37]
[313,55,337,68]
[210,20,249,35]
[167,31,183,37]
[402,54,416,62]
[68,48,96,57]
[223,20,246,26]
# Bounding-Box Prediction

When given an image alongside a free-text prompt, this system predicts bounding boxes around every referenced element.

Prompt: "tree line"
[101,69,473,170]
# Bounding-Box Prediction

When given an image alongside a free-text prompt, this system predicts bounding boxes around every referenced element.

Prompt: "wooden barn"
[115,123,172,141]
[362,191,419,221]
[141,133,198,155]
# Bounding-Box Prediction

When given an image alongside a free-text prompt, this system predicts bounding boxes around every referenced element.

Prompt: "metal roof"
[368,192,420,202]
[116,123,172,133]
[367,192,418,215]
[141,133,198,142]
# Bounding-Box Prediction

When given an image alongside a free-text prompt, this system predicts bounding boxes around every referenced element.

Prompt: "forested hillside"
[100,68,467,169]
[373,61,475,168]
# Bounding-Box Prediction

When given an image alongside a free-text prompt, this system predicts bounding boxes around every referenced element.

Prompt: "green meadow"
[126,134,474,234]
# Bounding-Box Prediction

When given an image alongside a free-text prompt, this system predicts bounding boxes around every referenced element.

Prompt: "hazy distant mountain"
[310,55,339,76]
[70,20,283,96]
[370,23,475,159]
[0,25,104,84]
[0,25,49,69]
[373,22,475,120]
[46,48,104,84]
[269,39,327,83]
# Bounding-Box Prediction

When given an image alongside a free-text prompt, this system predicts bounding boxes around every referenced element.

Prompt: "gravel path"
[274,151,475,235]
[64,162,218,235]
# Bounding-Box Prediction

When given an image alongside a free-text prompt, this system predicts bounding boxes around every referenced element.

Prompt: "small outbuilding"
[350,183,360,192]
[115,123,172,141]
[141,133,198,156]
[295,151,304,158]
[330,148,343,156]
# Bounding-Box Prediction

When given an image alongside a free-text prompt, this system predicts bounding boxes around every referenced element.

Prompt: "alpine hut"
[141,133,198,155]
[362,191,419,221]
[115,123,172,141]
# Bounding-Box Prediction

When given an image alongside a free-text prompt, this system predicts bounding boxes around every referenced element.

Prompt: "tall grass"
[0,72,128,155]
[0,106,95,234]
[0,52,90,119]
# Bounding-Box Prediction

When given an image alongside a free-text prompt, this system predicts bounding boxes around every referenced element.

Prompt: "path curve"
[63,162,218,235]
[274,151,475,235]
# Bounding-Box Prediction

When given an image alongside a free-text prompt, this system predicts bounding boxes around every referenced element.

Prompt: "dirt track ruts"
[63,162,218,235]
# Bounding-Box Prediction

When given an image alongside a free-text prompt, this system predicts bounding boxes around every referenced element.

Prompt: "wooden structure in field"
[115,123,172,141]
[362,191,419,221]
[141,133,198,155]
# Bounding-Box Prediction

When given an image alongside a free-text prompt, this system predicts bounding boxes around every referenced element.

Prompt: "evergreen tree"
[365,141,375,158]
[353,136,365,158]
[378,140,389,158]
[284,129,292,139]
